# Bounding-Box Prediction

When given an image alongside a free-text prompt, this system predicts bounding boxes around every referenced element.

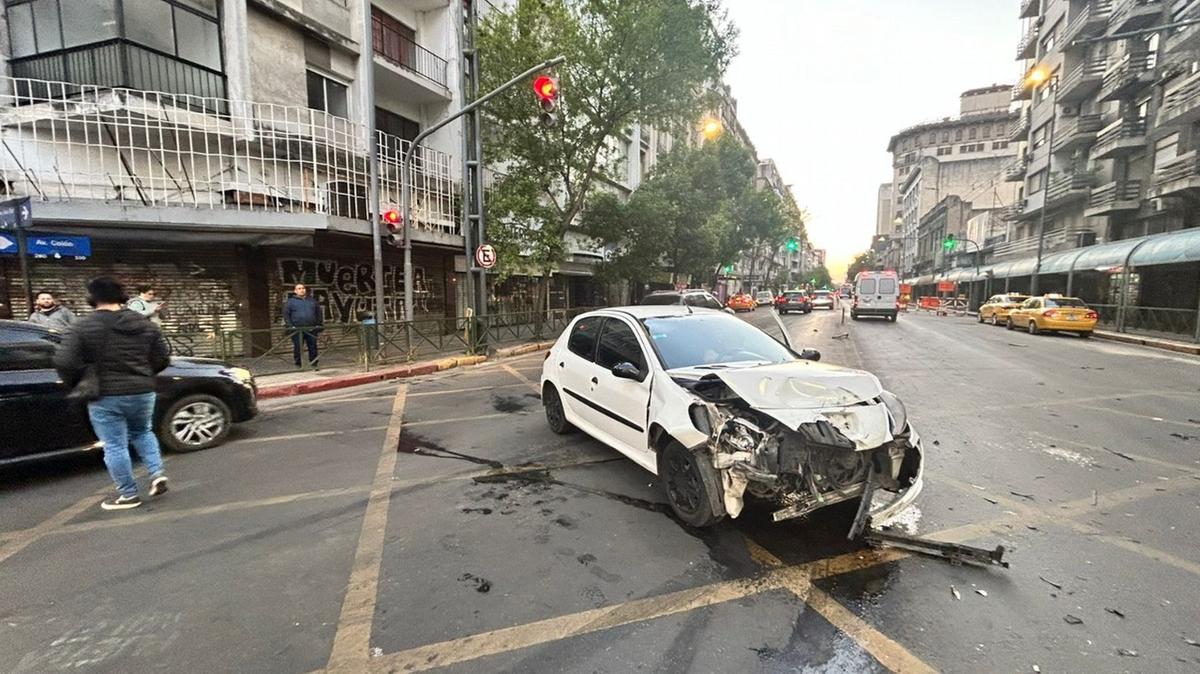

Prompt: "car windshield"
[642,315,794,369]
[1045,297,1087,308]
[640,293,680,306]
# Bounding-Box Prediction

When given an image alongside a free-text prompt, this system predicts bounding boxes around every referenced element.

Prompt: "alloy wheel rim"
[546,392,564,428]
[665,452,702,514]
[171,402,226,446]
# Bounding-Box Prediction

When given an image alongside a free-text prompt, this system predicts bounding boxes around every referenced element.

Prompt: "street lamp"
[700,116,723,140]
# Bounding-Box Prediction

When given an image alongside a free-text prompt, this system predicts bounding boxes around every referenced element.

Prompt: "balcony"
[1091,118,1147,159]
[8,39,226,114]
[1150,150,1200,197]
[1004,156,1029,181]
[1109,0,1164,33]
[1052,113,1103,154]
[1046,170,1097,208]
[1012,80,1034,101]
[1098,53,1157,101]
[1009,108,1031,140]
[1084,180,1143,216]
[991,227,1093,258]
[1157,69,1200,130]
[372,9,451,102]
[0,76,459,238]
[1020,0,1040,18]
[1057,58,1107,104]
[1166,3,1200,52]
[1017,24,1040,60]
[1061,1,1114,51]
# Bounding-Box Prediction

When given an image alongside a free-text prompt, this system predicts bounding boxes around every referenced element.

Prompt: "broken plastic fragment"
[1116,648,1139,657]
[1064,614,1083,625]
[975,589,988,597]
[1104,607,1126,619]
[951,585,961,601]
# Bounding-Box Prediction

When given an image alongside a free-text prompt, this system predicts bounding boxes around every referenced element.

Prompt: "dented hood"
[709,360,884,411]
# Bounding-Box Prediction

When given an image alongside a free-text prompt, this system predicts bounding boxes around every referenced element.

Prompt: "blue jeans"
[291,330,319,366]
[88,392,164,498]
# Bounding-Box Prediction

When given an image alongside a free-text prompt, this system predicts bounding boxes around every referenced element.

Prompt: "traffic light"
[382,208,402,245]
[786,238,799,252]
[942,233,956,252]
[533,75,559,128]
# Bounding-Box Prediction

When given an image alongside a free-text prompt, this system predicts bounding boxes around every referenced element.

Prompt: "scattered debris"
[458,573,492,593]
[1064,614,1084,625]
[864,525,1009,568]
[951,585,962,600]
[1026,524,1040,531]
[1170,433,1195,441]
[370,647,384,658]
[1184,638,1200,648]
[1039,576,1063,590]
[1152,417,1164,422]
[1007,343,1028,348]
[1092,489,1098,506]
[975,589,988,597]
[1188,419,1200,425]
[1010,491,1035,500]
[831,332,850,340]
[1032,665,1041,673]
[932,440,940,446]
[983,496,999,505]
[1102,447,1136,461]
[1116,648,1139,657]
[1104,607,1126,619]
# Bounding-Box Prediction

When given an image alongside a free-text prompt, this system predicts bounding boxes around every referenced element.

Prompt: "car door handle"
[590,377,598,385]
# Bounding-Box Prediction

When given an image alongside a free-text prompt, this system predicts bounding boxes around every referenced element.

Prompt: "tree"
[478,0,737,300]
[845,252,875,282]
[808,264,832,289]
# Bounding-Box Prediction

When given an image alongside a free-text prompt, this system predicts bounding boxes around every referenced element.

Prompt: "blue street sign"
[0,232,91,259]
[0,196,31,231]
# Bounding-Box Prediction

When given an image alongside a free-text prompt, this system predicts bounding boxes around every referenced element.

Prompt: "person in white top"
[126,285,165,325]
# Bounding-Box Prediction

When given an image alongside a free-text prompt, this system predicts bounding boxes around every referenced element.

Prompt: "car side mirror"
[723,307,736,315]
[611,362,643,380]
[799,348,821,362]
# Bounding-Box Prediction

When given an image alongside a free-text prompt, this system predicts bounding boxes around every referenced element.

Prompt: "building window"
[1041,31,1055,55]
[376,107,419,143]
[1029,169,1047,193]
[937,146,953,156]
[992,140,1009,150]
[1154,132,1179,171]
[942,131,950,143]
[955,128,963,141]
[983,125,992,139]
[969,127,977,140]
[307,70,349,118]
[1032,122,1049,149]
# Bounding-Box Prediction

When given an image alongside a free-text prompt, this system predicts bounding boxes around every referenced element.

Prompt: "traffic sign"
[0,232,91,259]
[474,244,497,269]
[0,196,31,231]
[937,280,956,293]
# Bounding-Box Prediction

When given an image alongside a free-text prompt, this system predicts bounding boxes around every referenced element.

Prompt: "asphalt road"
[2,301,1199,673]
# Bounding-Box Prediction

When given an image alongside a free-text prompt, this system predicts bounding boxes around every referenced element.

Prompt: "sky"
[724,0,1020,282]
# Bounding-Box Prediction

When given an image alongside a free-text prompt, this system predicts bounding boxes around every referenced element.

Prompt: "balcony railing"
[1109,0,1164,33]
[372,15,449,88]
[1004,156,1029,181]
[1092,118,1147,159]
[0,76,458,235]
[1166,2,1200,52]
[1020,0,1040,18]
[1151,150,1200,196]
[991,227,1092,258]
[1099,52,1157,101]
[1052,113,1103,153]
[8,39,226,114]
[1061,1,1114,49]
[1017,24,1041,60]
[1158,69,1200,129]
[1085,180,1142,215]
[1058,58,1107,103]
[1046,170,1097,205]
[1009,108,1031,140]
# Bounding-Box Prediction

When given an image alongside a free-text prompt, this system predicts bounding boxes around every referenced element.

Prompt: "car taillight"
[1086,310,1098,319]
[1043,310,1058,318]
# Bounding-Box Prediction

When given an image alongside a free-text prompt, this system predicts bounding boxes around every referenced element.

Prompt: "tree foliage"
[478,0,737,279]
[845,252,875,282]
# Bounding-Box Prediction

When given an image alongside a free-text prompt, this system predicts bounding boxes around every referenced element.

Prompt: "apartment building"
[875,182,894,236]
[884,85,1021,276]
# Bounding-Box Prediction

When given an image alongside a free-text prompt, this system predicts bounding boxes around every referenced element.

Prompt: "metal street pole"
[1030,80,1057,297]
[401,55,566,321]
[363,1,386,324]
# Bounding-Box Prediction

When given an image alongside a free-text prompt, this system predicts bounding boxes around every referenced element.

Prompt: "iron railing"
[1092,118,1147,157]
[162,308,600,376]
[1158,69,1200,127]
[8,40,227,113]
[1099,52,1158,100]
[1017,24,1040,59]
[1090,303,1199,341]
[1153,150,1200,189]
[1061,1,1114,48]
[0,76,458,233]
[1003,157,1029,181]
[372,15,449,87]
[1052,113,1103,152]
[1058,59,1107,103]
[1046,170,1097,204]
[1009,108,1031,140]
[1086,179,1142,212]
[1109,0,1165,32]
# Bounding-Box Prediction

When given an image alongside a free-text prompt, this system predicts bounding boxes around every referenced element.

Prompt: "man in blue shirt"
[283,283,323,368]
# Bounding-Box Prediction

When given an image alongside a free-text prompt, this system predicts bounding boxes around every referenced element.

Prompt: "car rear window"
[1045,298,1086,308]
[567,317,603,359]
[879,278,896,294]
[784,292,805,299]
[858,279,877,295]
[640,293,679,306]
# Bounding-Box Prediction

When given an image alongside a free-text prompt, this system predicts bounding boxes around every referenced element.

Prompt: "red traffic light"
[382,209,401,229]
[533,75,558,102]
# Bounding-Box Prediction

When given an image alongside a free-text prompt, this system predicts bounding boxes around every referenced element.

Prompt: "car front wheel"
[1027,320,1039,335]
[1006,318,1015,330]
[990,314,999,326]
[543,384,574,435]
[658,441,725,528]
[159,393,232,452]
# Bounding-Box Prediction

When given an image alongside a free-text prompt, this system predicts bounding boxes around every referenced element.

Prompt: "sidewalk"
[1093,329,1200,355]
[254,340,555,399]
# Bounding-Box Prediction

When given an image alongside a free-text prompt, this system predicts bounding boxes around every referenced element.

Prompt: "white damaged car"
[540,306,923,528]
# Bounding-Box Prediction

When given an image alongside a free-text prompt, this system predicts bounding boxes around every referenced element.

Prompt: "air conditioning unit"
[1076,231,1097,247]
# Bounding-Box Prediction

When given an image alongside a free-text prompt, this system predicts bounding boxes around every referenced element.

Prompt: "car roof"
[0,319,50,335]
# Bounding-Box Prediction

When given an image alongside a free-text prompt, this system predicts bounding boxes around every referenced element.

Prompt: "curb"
[257,354,490,400]
[1093,331,1200,356]
[494,340,556,358]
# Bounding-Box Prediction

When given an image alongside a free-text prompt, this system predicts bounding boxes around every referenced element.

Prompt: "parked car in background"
[0,320,258,466]
[977,294,1030,326]
[755,290,774,306]
[850,271,900,322]
[640,289,724,311]
[810,290,835,310]
[1006,295,1098,337]
[775,290,812,314]
[726,293,757,312]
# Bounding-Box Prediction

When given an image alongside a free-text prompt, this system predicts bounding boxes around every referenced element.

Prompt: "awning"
[1128,227,1200,267]
[1038,249,1084,275]
[1070,236,1148,272]
[915,275,934,285]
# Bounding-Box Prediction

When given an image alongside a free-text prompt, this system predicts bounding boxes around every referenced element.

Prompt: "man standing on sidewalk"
[283,282,323,368]
[54,278,172,511]
[27,290,75,331]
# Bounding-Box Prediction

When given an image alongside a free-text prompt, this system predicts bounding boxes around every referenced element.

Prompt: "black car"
[0,320,258,466]
[640,289,726,311]
[775,290,812,314]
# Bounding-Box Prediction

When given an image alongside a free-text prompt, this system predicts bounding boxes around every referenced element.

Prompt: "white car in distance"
[540,306,923,528]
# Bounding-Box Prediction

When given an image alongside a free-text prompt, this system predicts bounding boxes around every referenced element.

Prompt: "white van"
[851,271,900,322]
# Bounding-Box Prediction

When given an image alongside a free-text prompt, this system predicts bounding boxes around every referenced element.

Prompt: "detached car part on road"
[0,320,258,465]
[540,307,924,528]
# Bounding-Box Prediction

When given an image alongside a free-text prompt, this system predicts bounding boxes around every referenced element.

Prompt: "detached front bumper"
[869,424,925,526]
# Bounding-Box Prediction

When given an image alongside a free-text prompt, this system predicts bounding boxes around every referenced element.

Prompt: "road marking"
[230,426,389,445]
[327,385,408,672]
[918,390,1169,420]
[403,413,512,428]
[408,383,529,398]
[0,485,108,565]
[1070,403,1200,429]
[1025,429,1199,475]
[501,363,541,393]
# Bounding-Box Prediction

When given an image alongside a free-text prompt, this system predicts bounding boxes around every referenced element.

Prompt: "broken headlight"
[878,390,907,433]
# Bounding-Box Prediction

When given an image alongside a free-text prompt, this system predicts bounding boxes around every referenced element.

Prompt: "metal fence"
[162,308,598,376]
[1090,303,1200,342]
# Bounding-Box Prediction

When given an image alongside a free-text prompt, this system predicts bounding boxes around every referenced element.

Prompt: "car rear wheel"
[888,313,897,322]
[1079,331,1092,339]
[1006,318,1015,330]
[658,441,725,528]
[990,314,999,326]
[159,394,232,453]
[977,312,984,323]
[543,384,574,435]
[1027,320,1039,335]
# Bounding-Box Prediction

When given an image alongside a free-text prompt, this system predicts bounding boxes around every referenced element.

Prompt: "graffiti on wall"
[278,258,435,323]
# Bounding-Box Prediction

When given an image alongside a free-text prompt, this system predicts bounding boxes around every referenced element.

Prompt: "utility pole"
[1030,78,1057,297]
[460,0,487,318]
[363,0,385,322]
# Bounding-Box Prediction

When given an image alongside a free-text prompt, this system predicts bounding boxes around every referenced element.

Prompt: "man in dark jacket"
[283,283,323,368]
[54,278,172,511]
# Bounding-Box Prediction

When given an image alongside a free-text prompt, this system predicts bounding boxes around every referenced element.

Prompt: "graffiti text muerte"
[279,258,426,323]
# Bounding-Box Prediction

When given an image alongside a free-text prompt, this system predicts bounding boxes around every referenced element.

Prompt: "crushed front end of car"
[677,363,924,525]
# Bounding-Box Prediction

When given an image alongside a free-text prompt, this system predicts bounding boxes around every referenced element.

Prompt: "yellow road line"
[407,383,528,398]
[0,485,108,564]
[327,385,408,671]
[230,426,389,445]
[501,363,541,393]
[403,413,511,428]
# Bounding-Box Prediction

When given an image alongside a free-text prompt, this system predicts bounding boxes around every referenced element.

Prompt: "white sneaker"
[149,476,169,497]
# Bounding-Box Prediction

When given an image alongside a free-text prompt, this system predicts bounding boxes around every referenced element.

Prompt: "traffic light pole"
[400,55,566,321]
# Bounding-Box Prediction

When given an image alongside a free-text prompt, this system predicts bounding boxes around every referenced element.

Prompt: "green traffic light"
[786,238,798,252]
[942,234,956,252]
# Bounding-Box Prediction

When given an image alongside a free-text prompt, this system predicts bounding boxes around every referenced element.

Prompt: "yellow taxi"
[1006,294,1098,337]
[726,293,757,312]
[978,293,1029,326]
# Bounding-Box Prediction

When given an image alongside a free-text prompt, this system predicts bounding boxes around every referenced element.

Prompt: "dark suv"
[0,320,258,466]
[639,289,725,310]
